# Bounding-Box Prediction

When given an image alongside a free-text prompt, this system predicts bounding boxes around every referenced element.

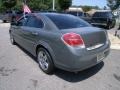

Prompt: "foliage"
[15,0,60,11]
[26,0,50,11]
[81,6,92,12]
[0,0,72,12]
[58,0,72,11]
[79,5,100,12]
[107,0,120,10]
[2,0,16,8]
[24,0,60,11]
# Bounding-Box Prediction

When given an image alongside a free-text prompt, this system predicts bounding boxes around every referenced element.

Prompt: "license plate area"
[97,52,105,61]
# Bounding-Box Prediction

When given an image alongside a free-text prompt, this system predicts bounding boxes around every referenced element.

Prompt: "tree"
[80,5,100,12]
[58,0,72,11]
[2,0,16,8]
[107,0,120,11]
[27,0,47,11]
[81,6,92,12]
[26,0,57,11]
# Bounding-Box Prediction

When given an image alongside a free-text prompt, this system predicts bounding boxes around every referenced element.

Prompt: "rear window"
[46,14,90,29]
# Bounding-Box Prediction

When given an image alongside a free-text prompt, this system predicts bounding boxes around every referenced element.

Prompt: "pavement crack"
[0,55,5,59]
[0,67,17,77]
[113,74,120,82]
[0,67,4,72]
[30,79,38,90]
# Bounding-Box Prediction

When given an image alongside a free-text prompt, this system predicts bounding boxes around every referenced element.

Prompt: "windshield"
[46,14,90,29]
[93,12,113,17]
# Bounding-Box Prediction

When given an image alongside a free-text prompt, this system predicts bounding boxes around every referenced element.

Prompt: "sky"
[72,0,107,8]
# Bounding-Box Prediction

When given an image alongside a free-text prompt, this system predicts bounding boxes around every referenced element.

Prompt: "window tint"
[46,14,90,29]
[17,17,28,26]
[26,16,44,28]
[93,12,113,17]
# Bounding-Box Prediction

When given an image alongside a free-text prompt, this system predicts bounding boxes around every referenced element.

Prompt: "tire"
[37,48,54,74]
[10,32,16,45]
[106,24,111,29]
[3,20,7,23]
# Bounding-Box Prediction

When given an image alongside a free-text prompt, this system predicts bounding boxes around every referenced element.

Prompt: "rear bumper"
[67,48,109,72]
[54,42,110,72]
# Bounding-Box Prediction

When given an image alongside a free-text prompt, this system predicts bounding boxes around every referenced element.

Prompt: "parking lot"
[0,22,120,90]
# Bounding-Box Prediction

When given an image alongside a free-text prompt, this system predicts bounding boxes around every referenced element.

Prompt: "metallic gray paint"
[10,13,110,72]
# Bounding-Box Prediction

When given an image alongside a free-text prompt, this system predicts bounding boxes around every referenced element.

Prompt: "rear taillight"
[61,32,85,48]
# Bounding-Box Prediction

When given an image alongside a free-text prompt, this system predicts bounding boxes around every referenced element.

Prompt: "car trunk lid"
[61,27,107,49]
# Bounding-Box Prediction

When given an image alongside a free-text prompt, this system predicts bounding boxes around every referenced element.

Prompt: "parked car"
[1,10,23,23]
[66,11,91,23]
[9,13,110,74]
[81,12,92,23]
[1,11,13,23]
[115,24,120,38]
[66,11,84,17]
[91,10,116,29]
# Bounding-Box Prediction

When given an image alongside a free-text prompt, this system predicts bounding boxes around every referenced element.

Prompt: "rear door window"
[17,17,28,26]
[26,16,44,28]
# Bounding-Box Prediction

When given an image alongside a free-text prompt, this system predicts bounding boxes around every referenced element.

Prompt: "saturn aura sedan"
[9,13,110,74]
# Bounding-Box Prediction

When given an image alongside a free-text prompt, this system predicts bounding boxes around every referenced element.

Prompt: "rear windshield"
[46,14,90,29]
[93,12,113,17]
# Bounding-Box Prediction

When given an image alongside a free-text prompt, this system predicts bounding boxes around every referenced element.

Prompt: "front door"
[20,15,44,55]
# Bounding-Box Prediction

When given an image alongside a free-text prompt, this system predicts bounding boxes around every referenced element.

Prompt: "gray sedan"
[9,13,110,74]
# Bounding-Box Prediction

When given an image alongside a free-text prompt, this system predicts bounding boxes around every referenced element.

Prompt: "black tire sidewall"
[3,20,7,23]
[10,33,15,45]
[37,48,54,74]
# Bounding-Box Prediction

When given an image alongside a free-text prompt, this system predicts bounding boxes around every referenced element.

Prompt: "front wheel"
[37,48,54,74]
[3,20,7,23]
[10,33,16,45]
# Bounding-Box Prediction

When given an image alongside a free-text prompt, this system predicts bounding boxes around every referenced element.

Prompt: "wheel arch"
[35,41,56,63]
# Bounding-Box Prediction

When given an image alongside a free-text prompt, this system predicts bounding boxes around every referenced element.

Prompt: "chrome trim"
[87,43,104,50]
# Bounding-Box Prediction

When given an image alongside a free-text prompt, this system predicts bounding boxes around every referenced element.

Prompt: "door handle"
[31,32,38,35]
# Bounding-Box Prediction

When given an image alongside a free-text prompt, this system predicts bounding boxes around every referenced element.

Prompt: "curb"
[110,44,120,50]
[108,33,120,50]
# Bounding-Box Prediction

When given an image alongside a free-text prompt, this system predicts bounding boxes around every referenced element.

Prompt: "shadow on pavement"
[16,44,38,63]
[16,43,104,83]
[54,62,104,83]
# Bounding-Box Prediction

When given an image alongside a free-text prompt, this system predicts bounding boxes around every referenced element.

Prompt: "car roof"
[38,12,66,16]
[31,12,72,18]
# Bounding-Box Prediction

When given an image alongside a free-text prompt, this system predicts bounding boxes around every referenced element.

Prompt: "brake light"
[62,32,85,48]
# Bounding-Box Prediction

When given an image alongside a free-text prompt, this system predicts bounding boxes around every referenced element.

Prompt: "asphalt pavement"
[0,22,120,90]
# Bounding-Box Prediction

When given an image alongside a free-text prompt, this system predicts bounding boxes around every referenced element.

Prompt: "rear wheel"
[37,48,54,74]
[106,24,111,29]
